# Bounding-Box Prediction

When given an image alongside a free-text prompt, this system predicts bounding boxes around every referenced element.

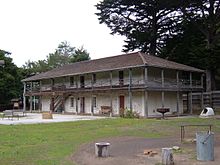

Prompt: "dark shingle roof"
[22,52,204,82]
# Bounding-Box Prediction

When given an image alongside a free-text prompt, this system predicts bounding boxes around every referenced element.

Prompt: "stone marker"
[95,142,110,157]
[162,148,174,165]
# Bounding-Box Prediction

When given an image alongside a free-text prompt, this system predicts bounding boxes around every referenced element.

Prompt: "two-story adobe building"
[22,52,204,117]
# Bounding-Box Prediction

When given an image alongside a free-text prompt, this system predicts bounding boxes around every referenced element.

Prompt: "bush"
[123,108,140,119]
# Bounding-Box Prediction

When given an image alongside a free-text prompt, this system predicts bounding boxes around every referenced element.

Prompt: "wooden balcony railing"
[26,78,203,93]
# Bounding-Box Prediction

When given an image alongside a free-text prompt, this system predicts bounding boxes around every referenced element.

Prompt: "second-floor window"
[119,71,124,85]
[70,77,74,86]
[92,74,96,84]
[80,76,85,88]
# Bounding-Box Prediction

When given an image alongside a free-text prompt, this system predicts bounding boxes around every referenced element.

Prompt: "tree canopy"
[0,50,23,106]
[96,0,182,55]
[96,0,220,90]
[23,41,90,76]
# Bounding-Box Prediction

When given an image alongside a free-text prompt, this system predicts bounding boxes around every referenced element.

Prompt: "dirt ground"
[71,135,220,165]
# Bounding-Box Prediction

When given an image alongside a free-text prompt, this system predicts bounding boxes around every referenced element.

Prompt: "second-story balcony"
[26,77,203,95]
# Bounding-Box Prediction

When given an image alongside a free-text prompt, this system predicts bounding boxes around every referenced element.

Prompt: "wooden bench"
[100,106,112,115]
[180,124,213,142]
[2,110,19,120]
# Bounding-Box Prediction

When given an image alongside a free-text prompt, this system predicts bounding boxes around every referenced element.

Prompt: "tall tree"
[96,0,181,55]
[162,0,220,90]
[0,50,23,106]
[182,0,220,90]
[23,41,90,76]
[96,0,220,90]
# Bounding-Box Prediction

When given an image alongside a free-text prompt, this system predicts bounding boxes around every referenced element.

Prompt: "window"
[80,76,85,88]
[119,71,124,85]
[70,77,74,86]
[92,97,96,108]
[92,74,96,83]
[70,97,74,107]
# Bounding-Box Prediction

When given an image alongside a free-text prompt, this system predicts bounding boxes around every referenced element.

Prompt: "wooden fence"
[183,91,220,113]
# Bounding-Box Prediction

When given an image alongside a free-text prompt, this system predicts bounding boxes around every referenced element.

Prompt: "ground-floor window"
[70,97,74,107]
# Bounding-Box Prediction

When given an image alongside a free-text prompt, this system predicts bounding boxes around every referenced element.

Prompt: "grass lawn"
[0,117,220,165]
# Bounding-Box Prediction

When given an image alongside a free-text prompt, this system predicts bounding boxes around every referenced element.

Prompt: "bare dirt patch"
[71,135,220,165]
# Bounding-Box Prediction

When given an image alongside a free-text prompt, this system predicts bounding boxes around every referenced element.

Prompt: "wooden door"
[80,97,85,113]
[119,95,125,115]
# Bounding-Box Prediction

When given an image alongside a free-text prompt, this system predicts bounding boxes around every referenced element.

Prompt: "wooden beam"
[162,91,165,108]
[176,71,180,115]
[144,90,148,118]
[176,71,179,88]
[91,94,94,116]
[30,82,33,112]
[176,91,180,115]
[76,97,78,114]
[23,82,26,112]
[144,66,148,87]
[128,68,132,110]
[189,92,193,114]
[161,69,164,88]
[144,66,149,117]
[33,96,36,111]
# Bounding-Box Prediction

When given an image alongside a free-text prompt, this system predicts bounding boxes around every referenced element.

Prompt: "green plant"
[119,108,125,117]
[123,108,140,119]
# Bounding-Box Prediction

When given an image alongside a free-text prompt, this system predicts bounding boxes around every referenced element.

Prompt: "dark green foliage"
[96,0,220,89]
[96,0,182,55]
[0,50,23,105]
[22,41,91,76]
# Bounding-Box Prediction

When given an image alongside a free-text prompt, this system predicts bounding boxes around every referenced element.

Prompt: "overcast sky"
[0,0,126,67]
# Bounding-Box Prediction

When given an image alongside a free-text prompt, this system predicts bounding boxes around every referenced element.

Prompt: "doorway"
[119,95,125,115]
[80,97,85,113]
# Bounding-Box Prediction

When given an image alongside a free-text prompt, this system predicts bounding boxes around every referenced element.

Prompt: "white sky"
[0,0,126,67]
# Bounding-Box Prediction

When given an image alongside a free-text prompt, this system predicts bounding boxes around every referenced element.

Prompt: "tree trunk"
[162,148,174,165]
[206,69,216,91]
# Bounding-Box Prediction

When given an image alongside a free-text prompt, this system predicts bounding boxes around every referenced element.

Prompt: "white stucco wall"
[41,96,50,111]
[40,90,183,117]
[147,91,183,116]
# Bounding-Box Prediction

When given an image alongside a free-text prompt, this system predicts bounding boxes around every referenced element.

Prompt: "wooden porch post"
[188,92,193,114]
[76,97,78,115]
[50,97,54,112]
[144,66,148,117]
[91,74,94,116]
[91,94,94,116]
[161,69,165,108]
[23,82,26,112]
[61,95,65,114]
[176,71,180,115]
[110,71,113,116]
[33,95,36,111]
[30,82,33,112]
[128,68,132,110]
[39,95,42,112]
[189,72,193,114]
[189,72,192,88]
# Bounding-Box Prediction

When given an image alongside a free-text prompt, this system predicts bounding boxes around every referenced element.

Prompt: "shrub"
[123,108,139,119]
